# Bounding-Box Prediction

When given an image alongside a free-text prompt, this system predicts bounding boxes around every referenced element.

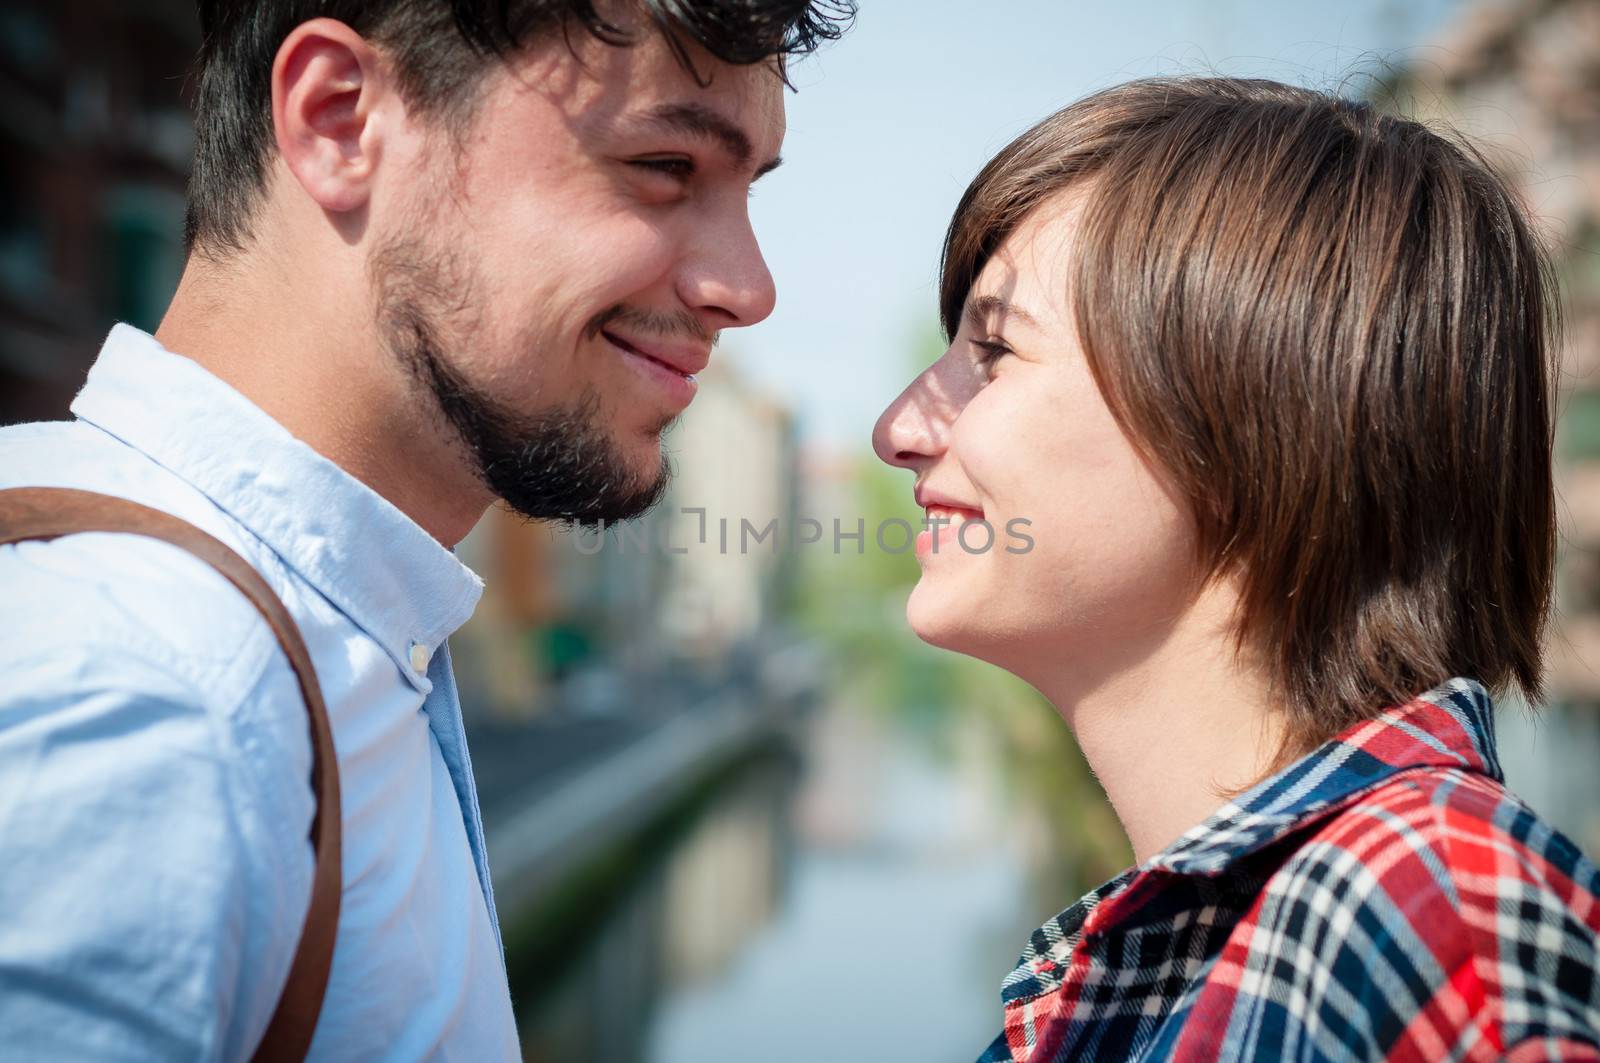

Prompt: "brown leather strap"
[0,486,342,1062]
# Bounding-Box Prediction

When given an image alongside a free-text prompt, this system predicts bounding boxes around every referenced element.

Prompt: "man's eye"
[630,157,696,181]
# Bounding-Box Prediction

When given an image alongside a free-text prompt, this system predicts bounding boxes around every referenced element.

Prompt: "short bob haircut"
[941,77,1559,762]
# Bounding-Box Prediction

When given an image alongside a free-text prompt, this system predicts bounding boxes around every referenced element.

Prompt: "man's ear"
[271,18,391,215]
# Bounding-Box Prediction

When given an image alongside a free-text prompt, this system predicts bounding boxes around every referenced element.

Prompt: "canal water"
[512,697,1054,1063]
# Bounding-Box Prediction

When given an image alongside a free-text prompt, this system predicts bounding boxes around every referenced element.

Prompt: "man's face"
[371,21,785,525]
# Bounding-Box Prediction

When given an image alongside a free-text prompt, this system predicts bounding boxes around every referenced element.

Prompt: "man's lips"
[603,329,703,412]
[600,329,710,379]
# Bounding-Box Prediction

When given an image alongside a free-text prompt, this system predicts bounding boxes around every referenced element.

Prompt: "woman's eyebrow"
[965,293,1040,333]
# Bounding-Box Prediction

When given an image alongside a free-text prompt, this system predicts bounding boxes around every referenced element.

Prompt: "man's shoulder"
[0,416,139,480]
[0,417,289,705]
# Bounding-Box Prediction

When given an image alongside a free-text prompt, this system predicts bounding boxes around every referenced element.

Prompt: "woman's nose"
[872,359,961,471]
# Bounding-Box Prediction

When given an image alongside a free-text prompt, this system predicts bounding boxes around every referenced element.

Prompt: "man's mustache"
[585,305,716,348]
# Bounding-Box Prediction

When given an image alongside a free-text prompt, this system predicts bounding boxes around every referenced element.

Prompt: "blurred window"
[101,185,184,331]
[0,7,57,83]
[0,153,47,307]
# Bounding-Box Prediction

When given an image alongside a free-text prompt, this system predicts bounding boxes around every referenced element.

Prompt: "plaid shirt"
[979,679,1600,1062]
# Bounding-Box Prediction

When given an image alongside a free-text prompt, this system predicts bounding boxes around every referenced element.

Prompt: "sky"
[723,0,1471,453]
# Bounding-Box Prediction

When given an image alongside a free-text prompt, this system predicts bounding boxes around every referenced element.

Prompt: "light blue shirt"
[0,325,520,1060]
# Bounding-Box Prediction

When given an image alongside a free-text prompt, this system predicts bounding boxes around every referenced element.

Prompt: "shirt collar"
[1148,677,1502,876]
[71,324,484,690]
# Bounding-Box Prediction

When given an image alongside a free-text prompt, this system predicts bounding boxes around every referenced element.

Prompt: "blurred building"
[1390,0,1600,849]
[657,362,800,660]
[0,0,195,425]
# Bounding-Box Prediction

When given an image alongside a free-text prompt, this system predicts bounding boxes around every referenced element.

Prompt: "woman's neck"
[1036,585,1284,865]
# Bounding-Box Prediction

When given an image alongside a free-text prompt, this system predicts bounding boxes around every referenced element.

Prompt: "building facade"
[0,0,194,425]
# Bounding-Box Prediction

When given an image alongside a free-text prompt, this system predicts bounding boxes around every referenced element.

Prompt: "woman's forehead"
[970,197,1088,325]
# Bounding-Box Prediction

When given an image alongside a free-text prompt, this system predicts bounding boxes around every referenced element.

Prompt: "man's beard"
[370,236,672,528]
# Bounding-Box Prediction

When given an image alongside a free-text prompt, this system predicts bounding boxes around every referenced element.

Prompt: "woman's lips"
[916,503,986,559]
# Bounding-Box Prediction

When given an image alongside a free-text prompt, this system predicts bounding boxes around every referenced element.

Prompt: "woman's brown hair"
[941,77,1560,762]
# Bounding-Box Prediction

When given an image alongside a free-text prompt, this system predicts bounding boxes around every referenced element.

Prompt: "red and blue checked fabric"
[978,679,1600,1062]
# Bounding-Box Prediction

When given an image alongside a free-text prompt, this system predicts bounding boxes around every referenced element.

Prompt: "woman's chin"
[906,579,981,653]
[906,579,1041,682]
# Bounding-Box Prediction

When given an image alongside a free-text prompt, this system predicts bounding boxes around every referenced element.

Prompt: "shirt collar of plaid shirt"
[1152,676,1501,876]
[1000,677,1501,1003]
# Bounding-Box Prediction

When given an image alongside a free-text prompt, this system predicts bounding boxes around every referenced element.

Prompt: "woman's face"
[872,194,1200,687]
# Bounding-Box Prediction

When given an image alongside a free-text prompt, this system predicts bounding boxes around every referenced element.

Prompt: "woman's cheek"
[951,377,1057,522]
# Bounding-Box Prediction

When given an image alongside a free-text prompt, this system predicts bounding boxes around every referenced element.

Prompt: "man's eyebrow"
[965,294,1040,332]
[636,102,782,179]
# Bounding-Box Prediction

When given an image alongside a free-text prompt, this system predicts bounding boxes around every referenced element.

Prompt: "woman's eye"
[630,157,696,181]
[971,339,1011,367]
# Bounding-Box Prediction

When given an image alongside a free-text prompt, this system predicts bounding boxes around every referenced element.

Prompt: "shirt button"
[408,641,430,673]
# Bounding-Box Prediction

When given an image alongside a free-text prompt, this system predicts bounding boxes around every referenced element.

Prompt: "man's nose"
[678,212,778,329]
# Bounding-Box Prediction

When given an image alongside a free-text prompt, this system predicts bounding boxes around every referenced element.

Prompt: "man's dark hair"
[187,0,852,254]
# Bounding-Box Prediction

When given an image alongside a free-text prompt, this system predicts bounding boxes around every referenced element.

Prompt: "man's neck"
[1036,590,1283,866]
[154,252,491,548]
